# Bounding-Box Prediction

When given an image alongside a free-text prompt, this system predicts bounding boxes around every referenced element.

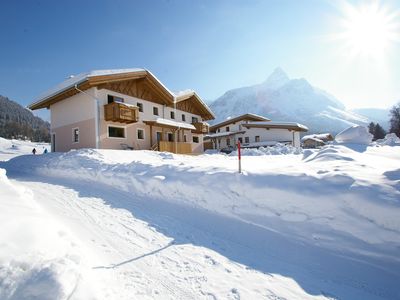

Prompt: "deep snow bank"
[0,168,106,299]
[3,145,400,250]
[335,125,373,144]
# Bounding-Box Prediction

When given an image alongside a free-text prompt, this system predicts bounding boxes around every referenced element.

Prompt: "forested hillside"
[0,95,50,142]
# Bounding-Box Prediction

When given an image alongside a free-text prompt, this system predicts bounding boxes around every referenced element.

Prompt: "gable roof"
[28,68,215,120]
[209,113,270,132]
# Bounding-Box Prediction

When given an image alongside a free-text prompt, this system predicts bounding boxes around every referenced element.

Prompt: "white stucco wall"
[50,88,97,151]
[51,88,97,129]
[96,88,205,152]
[211,119,301,150]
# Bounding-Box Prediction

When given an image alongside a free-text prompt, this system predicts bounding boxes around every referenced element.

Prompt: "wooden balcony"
[104,102,139,124]
[192,122,209,134]
[158,141,192,154]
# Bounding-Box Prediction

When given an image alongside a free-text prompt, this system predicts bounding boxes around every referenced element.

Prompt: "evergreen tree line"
[368,102,400,140]
[0,95,50,142]
[389,103,400,138]
[368,122,386,140]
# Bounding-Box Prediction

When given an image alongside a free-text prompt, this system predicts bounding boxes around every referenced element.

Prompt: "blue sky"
[1,0,399,120]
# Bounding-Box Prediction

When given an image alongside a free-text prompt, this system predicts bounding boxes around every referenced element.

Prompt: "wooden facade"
[104,102,139,123]
[192,122,209,134]
[158,141,192,154]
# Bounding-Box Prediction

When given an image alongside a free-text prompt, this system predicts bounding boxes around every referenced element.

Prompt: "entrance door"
[156,132,162,142]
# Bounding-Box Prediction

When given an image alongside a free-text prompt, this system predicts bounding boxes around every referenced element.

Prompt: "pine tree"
[389,103,400,137]
[373,123,386,140]
[368,122,375,135]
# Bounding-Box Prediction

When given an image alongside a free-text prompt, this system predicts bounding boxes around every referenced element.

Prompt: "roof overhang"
[143,118,196,131]
[209,113,270,132]
[175,91,215,121]
[243,122,308,132]
[204,130,246,139]
[28,69,215,122]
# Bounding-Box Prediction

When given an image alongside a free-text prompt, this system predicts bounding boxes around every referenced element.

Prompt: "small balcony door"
[156,132,162,142]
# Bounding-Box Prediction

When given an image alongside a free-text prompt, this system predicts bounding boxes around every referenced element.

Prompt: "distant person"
[43,148,48,154]
[32,148,36,155]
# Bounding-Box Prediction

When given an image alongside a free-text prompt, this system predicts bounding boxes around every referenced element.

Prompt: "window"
[226,126,230,132]
[183,135,187,142]
[217,129,220,133]
[239,124,242,130]
[168,132,174,142]
[238,137,243,144]
[192,117,198,124]
[170,111,175,119]
[255,136,260,142]
[73,128,79,143]
[245,136,250,143]
[193,136,199,143]
[153,106,159,116]
[137,102,143,112]
[137,129,144,140]
[108,126,125,138]
[182,114,186,122]
[226,138,230,146]
[108,95,124,104]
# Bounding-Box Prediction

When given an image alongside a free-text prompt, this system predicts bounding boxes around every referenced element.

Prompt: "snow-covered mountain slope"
[209,68,370,134]
[351,108,391,130]
[1,142,400,299]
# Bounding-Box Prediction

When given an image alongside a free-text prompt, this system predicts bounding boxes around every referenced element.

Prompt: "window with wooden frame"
[182,114,186,122]
[137,129,144,140]
[107,95,124,104]
[72,128,79,143]
[170,111,175,119]
[137,102,143,112]
[226,126,230,132]
[193,136,199,143]
[245,136,250,143]
[153,106,159,116]
[108,126,125,138]
[255,136,260,142]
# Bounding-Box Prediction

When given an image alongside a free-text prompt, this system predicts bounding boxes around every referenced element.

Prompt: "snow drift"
[1,140,400,299]
[335,125,373,144]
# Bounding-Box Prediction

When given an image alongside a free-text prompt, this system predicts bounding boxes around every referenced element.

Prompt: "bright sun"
[336,1,399,59]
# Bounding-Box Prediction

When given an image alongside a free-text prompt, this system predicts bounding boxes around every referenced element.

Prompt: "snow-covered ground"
[0,138,399,299]
[0,137,50,161]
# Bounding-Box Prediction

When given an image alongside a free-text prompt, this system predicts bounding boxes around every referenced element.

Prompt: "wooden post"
[238,140,241,174]
[150,125,153,149]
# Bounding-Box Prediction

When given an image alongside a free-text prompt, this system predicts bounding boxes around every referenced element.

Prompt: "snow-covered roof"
[302,137,324,143]
[144,118,196,130]
[210,113,270,131]
[241,141,283,148]
[301,133,333,142]
[29,68,215,120]
[205,131,245,139]
[243,121,308,132]
[32,68,146,106]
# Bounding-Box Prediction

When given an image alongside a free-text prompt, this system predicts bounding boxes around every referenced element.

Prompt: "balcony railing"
[158,141,192,154]
[104,102,139,124]
[192,122,209,134]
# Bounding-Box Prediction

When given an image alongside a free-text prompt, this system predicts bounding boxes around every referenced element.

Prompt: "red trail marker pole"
[238,140,241,174]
